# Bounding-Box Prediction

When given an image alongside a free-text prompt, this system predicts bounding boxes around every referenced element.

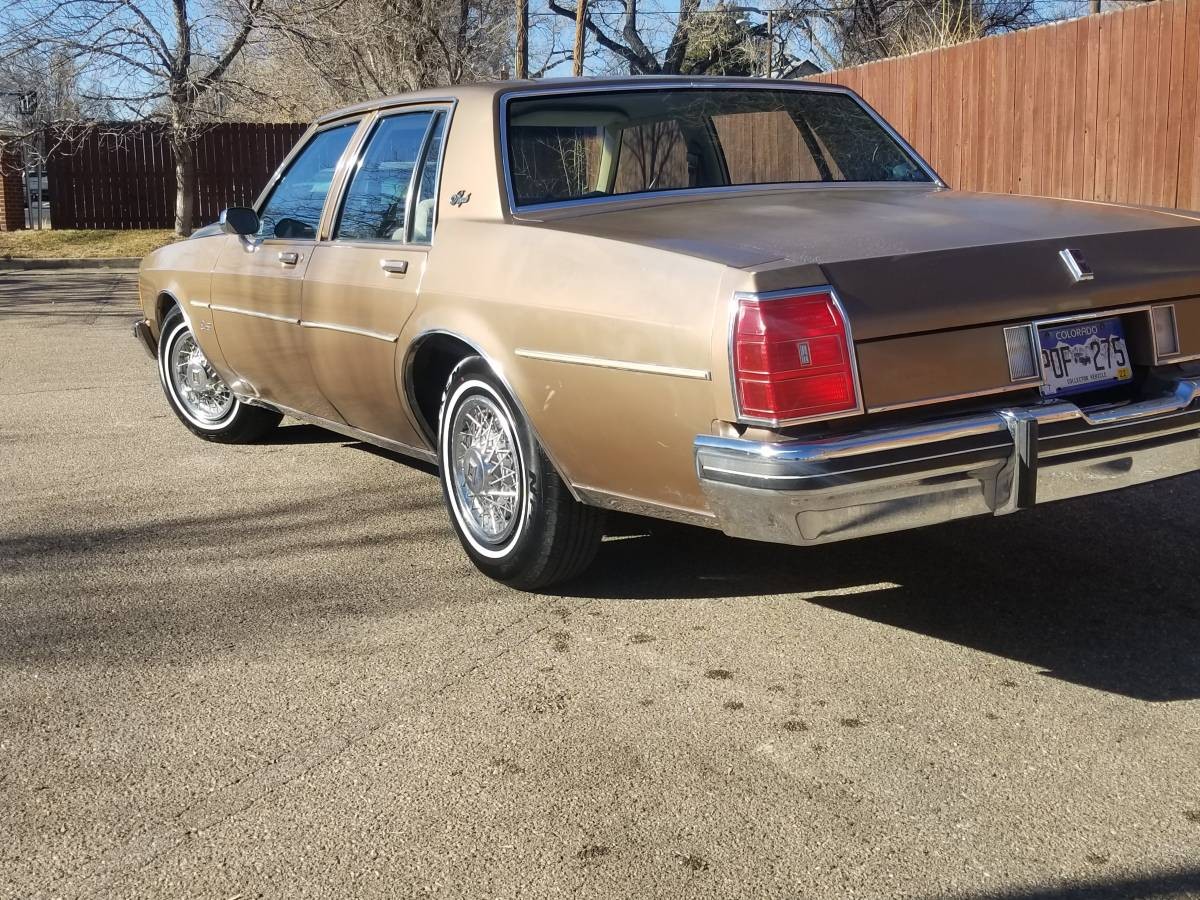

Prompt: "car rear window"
[505,88,931,208]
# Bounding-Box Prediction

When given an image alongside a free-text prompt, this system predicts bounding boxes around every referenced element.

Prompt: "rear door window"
[334,111,436,242]
[410,113,447,244]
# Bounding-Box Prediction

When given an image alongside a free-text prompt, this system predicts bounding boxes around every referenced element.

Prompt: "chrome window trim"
[514,348,711,380]
[512,180,937,217]
[314,93,460,126]
[299,320,399,342]
[497,80,944,216]
[727,284,867,429]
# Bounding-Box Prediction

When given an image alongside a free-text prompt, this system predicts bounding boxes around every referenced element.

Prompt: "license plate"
[1038,316,1132,397]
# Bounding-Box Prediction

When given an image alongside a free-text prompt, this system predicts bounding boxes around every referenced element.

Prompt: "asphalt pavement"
[2,270,1199,899]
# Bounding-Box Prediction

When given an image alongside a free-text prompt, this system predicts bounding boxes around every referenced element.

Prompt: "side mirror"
[219,207,259,236]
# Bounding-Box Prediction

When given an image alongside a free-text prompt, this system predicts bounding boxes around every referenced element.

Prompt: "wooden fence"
[808,0,1200,212]
[46,122,306,230]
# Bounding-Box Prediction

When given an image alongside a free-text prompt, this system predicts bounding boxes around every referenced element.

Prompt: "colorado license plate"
[1038,317,1132,397]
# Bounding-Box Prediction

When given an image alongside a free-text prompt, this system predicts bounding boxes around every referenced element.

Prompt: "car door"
[301,107,448,444]
[209,119,360,420]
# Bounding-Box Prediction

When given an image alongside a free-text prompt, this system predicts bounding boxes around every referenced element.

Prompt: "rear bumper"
[132,318,156,359]
[695,378,1200,546]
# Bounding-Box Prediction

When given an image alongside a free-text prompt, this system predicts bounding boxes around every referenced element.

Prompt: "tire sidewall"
[437,361,549,580]
[158,310,241,434]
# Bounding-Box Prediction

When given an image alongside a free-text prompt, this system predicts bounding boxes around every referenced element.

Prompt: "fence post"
[0,146,26,231]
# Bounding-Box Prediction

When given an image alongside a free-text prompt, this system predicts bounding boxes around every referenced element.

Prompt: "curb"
[0,257,141,271]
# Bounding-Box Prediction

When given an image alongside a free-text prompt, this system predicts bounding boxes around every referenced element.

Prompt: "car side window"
[334,111,435,242]
[410,112,446,244]
[257,122,356,240]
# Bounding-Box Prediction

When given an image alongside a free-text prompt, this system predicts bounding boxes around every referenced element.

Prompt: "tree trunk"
[173,136,195,237]
[515,0,528,79]
[573,0,588,76]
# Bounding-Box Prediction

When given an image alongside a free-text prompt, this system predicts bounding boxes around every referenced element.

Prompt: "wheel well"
[155,292,179,328]
[406,333,479,445]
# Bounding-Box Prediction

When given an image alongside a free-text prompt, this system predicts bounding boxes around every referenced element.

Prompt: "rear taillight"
[732,289,861,425]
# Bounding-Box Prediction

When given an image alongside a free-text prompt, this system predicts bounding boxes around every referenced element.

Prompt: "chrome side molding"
[299,320,400,343]
[210,304,300,325]
[514,348,711,381]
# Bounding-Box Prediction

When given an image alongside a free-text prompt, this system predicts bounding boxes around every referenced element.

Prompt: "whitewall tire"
[437,357,604,590]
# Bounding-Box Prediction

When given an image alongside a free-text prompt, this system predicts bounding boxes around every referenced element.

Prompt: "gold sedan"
[135,77,1200,588]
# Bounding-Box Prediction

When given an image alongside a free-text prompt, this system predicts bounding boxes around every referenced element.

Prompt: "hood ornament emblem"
[1059,248,1094,283]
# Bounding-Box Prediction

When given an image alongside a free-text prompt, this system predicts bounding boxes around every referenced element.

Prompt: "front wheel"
[438,358,604,590]
[157,306,281,443]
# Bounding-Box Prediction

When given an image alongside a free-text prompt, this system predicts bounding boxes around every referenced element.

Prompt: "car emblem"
[450,190,472,207]
[1059,248,1094,283]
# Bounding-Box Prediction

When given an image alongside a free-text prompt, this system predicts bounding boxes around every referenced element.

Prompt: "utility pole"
[573,0,588,77]
[765,9,775,78]
[515,0,528,79]
[1090,0,1101,12]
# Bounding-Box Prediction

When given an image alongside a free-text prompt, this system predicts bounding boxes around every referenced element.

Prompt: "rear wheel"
[157,306,281,443]
[438,358,604,590]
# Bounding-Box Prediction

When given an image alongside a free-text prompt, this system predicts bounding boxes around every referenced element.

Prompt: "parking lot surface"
[2,270,1199,899]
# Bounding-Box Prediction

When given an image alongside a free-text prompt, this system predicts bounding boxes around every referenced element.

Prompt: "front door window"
[257,122,357,239]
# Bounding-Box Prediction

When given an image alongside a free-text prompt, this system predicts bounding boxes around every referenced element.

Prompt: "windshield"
[505,87,931,208]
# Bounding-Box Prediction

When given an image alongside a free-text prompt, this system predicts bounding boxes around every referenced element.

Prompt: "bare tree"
[0,0,271,234]
[823,0,1043,64]
[260,0,516,112]
[548,0,701,74]
[544,0,1051,76]
[546,1,825,76]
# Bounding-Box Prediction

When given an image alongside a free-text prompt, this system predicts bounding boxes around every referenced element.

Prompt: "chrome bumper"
[695,378,1200,546]
[132,318,156,359]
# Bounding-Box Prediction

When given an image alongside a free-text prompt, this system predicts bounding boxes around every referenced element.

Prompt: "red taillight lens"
[733,290,859,423]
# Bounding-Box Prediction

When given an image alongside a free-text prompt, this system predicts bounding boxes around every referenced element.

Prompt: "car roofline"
[312,75,857,126]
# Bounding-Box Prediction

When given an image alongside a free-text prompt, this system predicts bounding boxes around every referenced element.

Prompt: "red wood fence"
[46,122,306,230]
[808,0,1200,211]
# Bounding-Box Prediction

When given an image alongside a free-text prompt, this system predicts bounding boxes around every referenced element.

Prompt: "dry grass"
[0,229,179,260]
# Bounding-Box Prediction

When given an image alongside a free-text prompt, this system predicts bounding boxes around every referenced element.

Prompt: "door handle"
[380,259,408,275]
[278,251,300,266]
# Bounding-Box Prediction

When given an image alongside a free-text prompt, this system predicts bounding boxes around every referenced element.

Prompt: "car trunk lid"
[524,185,1200,340]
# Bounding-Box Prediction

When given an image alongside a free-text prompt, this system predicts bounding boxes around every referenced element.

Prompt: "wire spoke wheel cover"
[447,392,526,549]
[162,321,236,427]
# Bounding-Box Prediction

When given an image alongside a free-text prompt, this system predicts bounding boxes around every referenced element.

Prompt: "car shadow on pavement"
[929,865,1200,899]
[565,482,1200,703]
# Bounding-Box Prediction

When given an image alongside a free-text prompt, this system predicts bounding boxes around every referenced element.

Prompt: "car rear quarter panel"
[408,219,741,514]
